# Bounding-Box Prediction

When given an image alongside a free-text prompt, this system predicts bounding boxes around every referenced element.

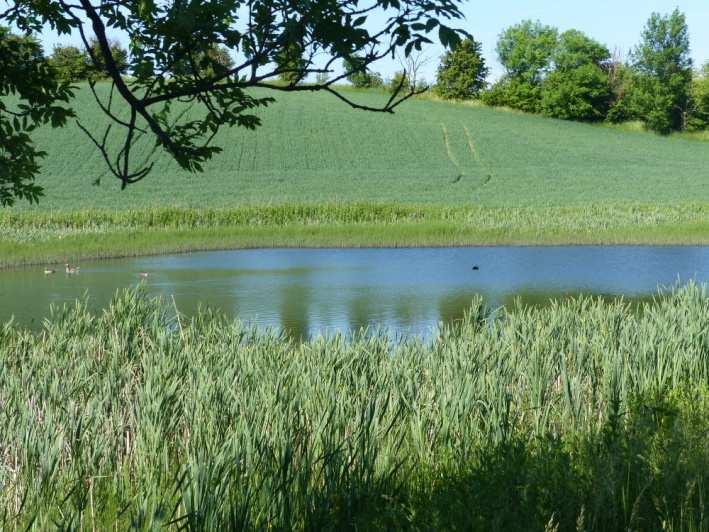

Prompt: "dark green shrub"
[482,77,542,113]
[49,45,90,83]
[344,56,383,88]
[541,64,611,121]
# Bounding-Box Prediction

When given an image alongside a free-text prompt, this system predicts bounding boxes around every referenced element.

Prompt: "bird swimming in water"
[65,263,80,274]
[44,268,55,275]
[472,265,480,271]
[138,272,149,279]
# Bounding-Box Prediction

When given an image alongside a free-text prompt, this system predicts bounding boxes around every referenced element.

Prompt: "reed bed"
[3,203,709,252]
[1,286,708,530]
[5,203,709,232]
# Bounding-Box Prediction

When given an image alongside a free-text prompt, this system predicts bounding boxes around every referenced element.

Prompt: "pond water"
[1,246,708,338]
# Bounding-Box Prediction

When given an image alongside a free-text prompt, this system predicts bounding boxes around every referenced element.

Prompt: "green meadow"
[20,85,709,209]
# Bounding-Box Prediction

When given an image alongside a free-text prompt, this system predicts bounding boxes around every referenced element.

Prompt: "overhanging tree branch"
[2,0,467,195]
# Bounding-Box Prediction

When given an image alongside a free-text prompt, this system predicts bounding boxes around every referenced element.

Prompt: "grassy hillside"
[19,84,709,210]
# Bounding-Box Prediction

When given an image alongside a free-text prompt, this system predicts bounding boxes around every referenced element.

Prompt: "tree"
[50,45,90,83]
[276,43,307,84]
[388,55,429,95]
[435,38,488,99]
[687,63,709,131]
[482,76,543,113]
[344,56,383,89]
[174,45,235,78]
[485,20,558,112]
[0,27,74,206]
[388,71,412,93]
[605,49,636,124]
[552,29,609,72]
[85,38,129,80]
[541,65,611,121]
[497,20,558,84]
[1,0,466,204]
[631,9,693,133]
[540,30,612,121]
[397,51,431,92]
[50,40,130,83]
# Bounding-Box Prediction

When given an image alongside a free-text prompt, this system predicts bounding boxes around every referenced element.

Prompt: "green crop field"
[17,83,709,210]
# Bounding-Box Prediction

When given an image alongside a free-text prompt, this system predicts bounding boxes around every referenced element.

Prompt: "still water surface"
[1,246,708,337]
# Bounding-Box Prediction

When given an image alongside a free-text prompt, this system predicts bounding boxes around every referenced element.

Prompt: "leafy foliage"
[541,65,611,121]
[435,38,488,100]
[0,27,74,206]
[482,76,543,113]
[540,30,612,121]
[687,64,709,131]
[49,45,90,83]
[344,56,384,89]
[50,40,129,83]
[480,11,709,132]
[606,60,636,124]
[630,9,693,133]
[388,70,413,93]
[496,20,558,84]
[485,20,558,112]
[1,0,466,204]
[85,38,129,80]
[276,43,307,84]
[173,45,236,78]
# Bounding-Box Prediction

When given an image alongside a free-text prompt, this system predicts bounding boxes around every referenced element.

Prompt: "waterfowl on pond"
[44,268,55,275]
[472,265,480,271]
[138,272,149,279]
[65,263,80,274]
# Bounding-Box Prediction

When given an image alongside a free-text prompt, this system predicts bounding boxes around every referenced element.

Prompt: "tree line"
[43,7,708,137]
[431,9,708,135]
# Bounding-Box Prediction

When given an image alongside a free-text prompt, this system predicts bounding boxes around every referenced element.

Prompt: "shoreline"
[5,223,709,269]
[4,203,709,268]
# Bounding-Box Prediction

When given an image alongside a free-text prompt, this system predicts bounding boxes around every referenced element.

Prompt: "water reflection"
[1,246,707,337]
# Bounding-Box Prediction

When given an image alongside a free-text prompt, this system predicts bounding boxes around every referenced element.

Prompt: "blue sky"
[453,1,709,81]
[392,0,709,82]
[34,1,709,83]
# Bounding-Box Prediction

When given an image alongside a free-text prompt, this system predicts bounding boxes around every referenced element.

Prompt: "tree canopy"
[0,0,466,205]
[540,30,611,121]
[496,20,558,84]
[435,38,488,100]
[482,20,558,114]
[630,9,693,133]
[343,56,384,89]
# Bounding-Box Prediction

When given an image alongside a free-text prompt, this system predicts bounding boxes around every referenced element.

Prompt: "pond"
[1,246,708,338]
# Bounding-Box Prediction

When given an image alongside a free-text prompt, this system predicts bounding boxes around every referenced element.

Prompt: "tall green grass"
[4,203,709,267]
[5,202,709,233]
[1,286,707,530]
